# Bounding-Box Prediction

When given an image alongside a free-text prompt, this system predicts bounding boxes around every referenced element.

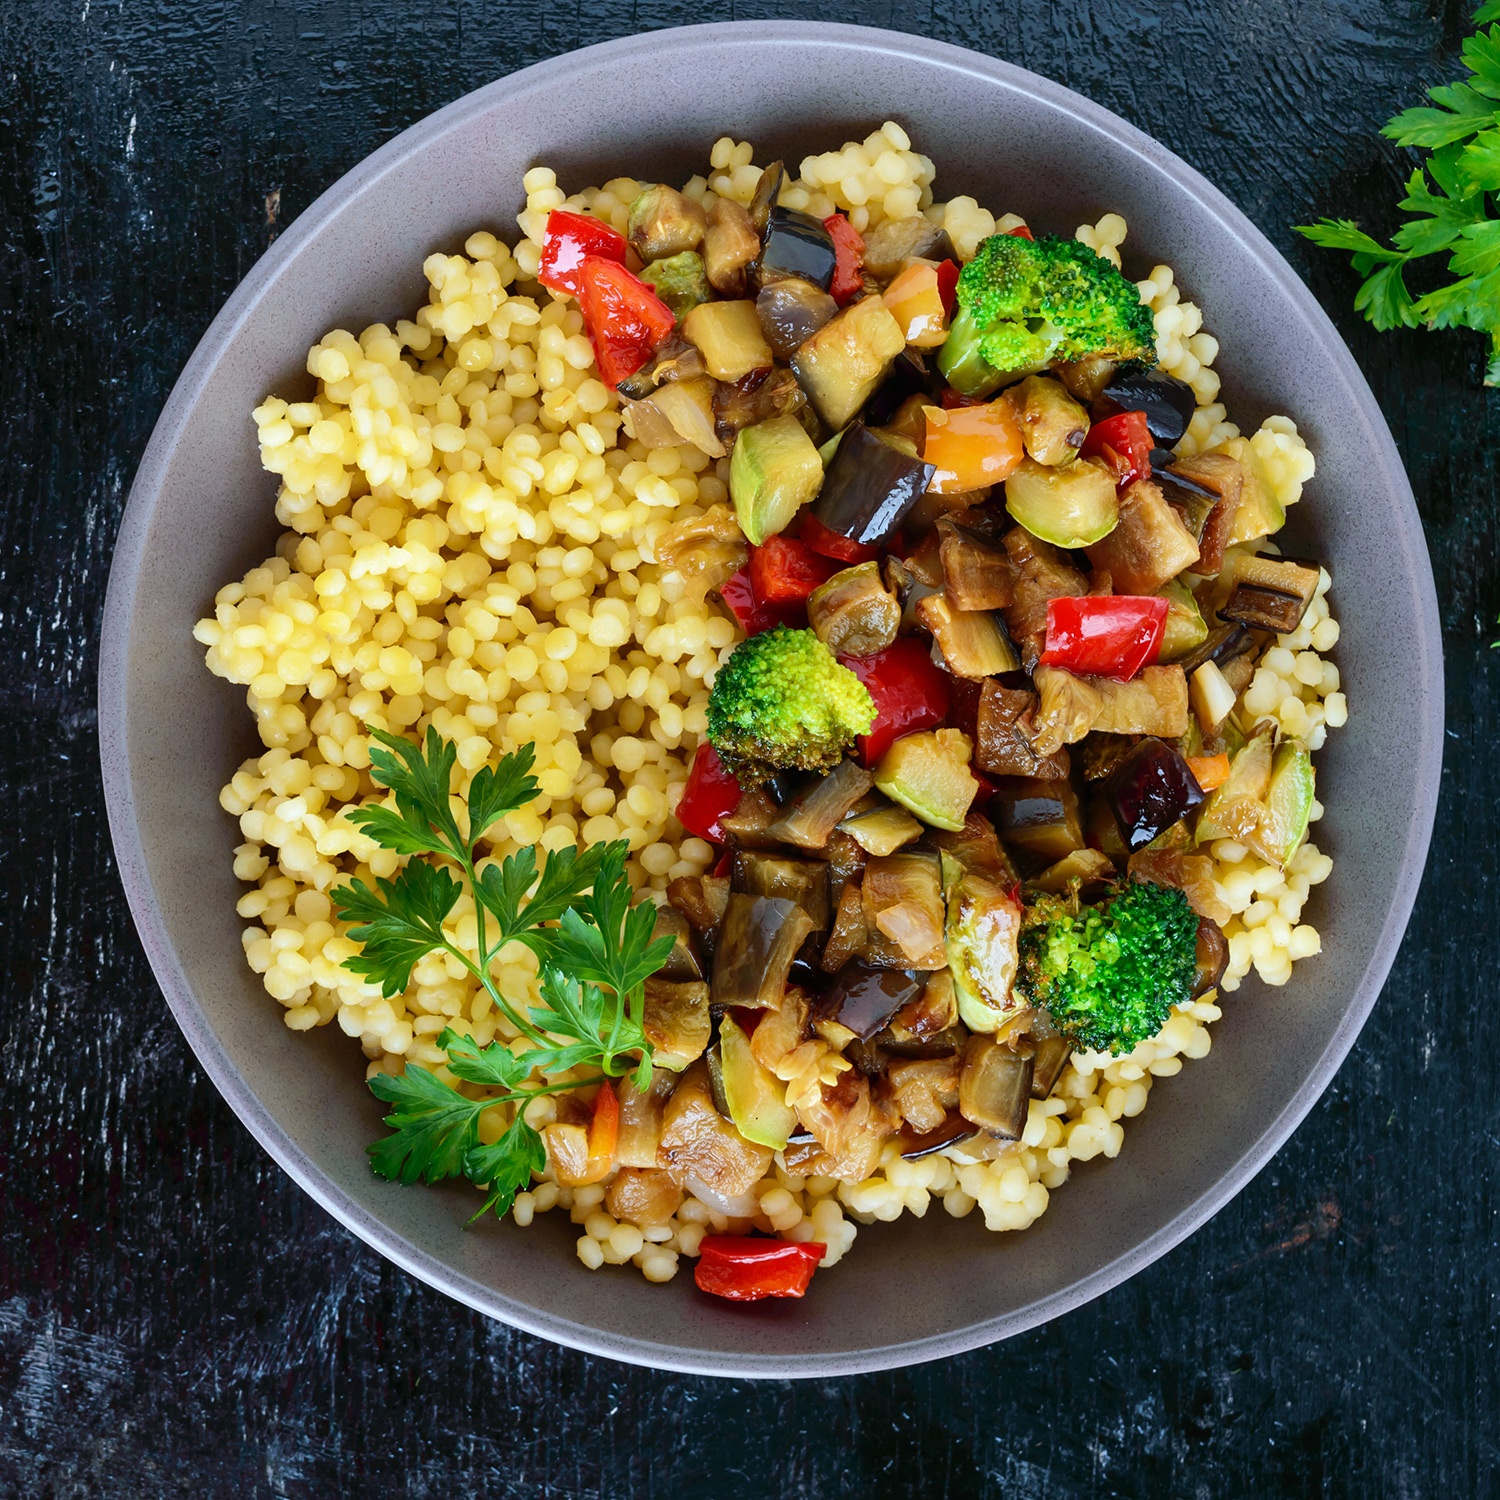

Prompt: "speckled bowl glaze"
[99,22,1442,1376]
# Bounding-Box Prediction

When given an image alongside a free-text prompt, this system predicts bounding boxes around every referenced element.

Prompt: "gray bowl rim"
[98,19,1443,1377]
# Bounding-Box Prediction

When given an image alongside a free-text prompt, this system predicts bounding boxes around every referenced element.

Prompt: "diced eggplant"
[681,299,773,382]
[887,970,961,1048]
[1178,622,1257,679]
[807,560,901,658]
[873,729,980,834]
[651,903,704,981]
[667,872,731,932]
[937,516,1014,611]
[627,183,707,261]
[748,160,786,235]
[1029,665,1104,755]
[1029,1033,1073,1099]
[712,366,807,446]
[1030,846,1116,895]
[756,277,838,361]
[1055,354,1118,405]
[657,504,747,586]
[928,811,1015,884]
[623,375,726,459]
[883,1055,961,1134]
[1005,456,1119,549]
[1100,367,1197,445]
[1077,731,1138,783]
[614,332,709,400]
[703,198,761,297]
[958,1034,1034,1138]
[606,1166,685,1227]
[718,784,783,847]
[1084,477,1201,594]
[731,850,832,930]
[656,1060,772,1198]
[758,206,837,292]
[1001,526,1088,670]
[898,1112,979,1160]
[915,590,1020,677]
[810,420,935,547]
[839,803,924,856]
[991,774,1086,862]
[944,867,1025,1034]
[1162,452,1247,577]
[820,875,869,973]
[1104,737,1207,853]
[1219,554,1322,634]
[642,979,711,1070]
[638,251,712,317]
[862,348,946,427]
[1015,375,1090,466]
[861,215,957,282]
[1092,666,1191,738]
[792,296,907,430]
[710,893,816,1010]
[882,552,942,634]
[976,676,1071,780]
[821,826,868,895]
[861,850,948,968]
[903,527,946,586]
[1193,917,1230,998]
[821,961,924,1040]
[615,1069,677,1168]
[765,757,876,851]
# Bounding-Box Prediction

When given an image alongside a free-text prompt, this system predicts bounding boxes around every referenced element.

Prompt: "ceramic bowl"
[99,22,1442,1376]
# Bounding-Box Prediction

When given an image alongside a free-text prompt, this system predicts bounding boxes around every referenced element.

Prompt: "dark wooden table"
[3,1,1494,1494]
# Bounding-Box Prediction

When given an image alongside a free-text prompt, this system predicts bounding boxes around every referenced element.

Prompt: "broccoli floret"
[706,625,876,784]
[1015,880,1199,1055]
[937,233,1159,397]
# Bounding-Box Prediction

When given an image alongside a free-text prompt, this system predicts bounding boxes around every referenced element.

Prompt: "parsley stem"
[439,939,552,1050]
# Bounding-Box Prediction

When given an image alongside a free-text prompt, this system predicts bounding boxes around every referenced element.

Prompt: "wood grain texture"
[1,0,1495,1494]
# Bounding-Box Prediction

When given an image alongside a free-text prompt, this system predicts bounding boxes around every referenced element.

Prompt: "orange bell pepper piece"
[882,262,949,348]
[922,398,1024,493]
[1186,753,1231,792]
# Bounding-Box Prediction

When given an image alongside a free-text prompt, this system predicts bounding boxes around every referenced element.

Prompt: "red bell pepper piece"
[841,638,952,766]
[1080,409,1154,489]
[824,213,866,305]
[537,210,628,298]
[719,567,807,636]
[1005,223,1035,241]
[935,258,960,315]
[694,1236,827,1301]
[676,742,743,844]
[575,255,677,388]
[1040,595,1169,681]
[798,511,880,565]
[749,535,842,604]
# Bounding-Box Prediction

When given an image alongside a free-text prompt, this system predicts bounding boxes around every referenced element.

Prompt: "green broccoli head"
[705,625,877,784]
[937,233,1159,396]
[1016,879,1199,1055]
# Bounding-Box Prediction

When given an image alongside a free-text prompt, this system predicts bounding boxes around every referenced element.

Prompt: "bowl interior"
[100,23,1440,1376]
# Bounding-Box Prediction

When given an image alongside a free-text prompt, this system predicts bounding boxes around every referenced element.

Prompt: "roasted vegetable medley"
[202,126,1341,1298]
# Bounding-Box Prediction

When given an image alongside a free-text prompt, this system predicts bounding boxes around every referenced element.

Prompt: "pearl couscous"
[196,126,1342,1286]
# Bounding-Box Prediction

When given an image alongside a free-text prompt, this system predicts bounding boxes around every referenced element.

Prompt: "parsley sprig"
[1298,2,1500,383]
[331,727,672,1220]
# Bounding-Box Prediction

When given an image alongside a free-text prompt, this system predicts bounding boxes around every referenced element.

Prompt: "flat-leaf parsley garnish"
[1297,1,1500,383]
[331,727,673,1221]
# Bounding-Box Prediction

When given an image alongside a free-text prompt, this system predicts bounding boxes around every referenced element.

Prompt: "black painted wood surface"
[2,1,1495,1494]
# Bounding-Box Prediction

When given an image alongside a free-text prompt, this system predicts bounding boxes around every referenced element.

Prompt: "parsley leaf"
[367,1063,492,1184]
[333,859,462,997]
[1299,6,1500,381]
[329,727,671,1226]
[467,1116,547,1222]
